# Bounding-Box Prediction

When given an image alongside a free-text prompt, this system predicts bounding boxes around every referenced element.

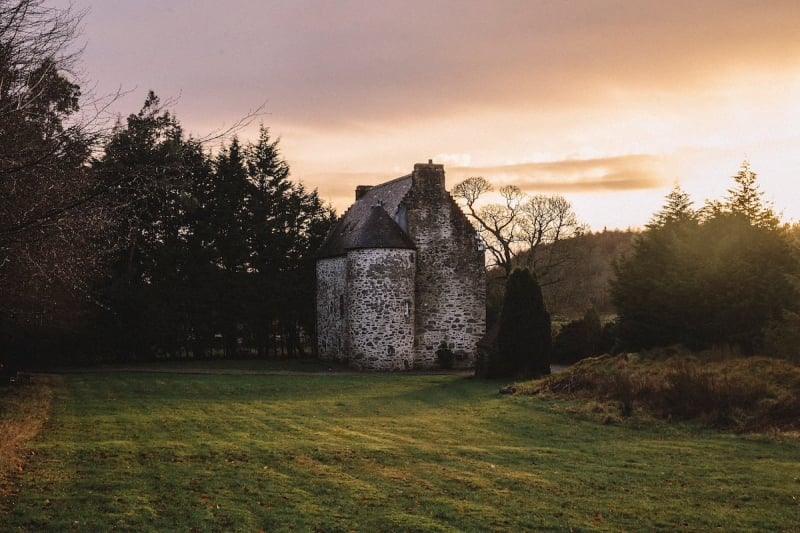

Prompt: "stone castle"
[316,161,486,370]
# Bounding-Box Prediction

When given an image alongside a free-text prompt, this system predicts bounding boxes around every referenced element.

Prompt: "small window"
[395,205,408,232]
[476,234,486,252]
[404,300,411,317]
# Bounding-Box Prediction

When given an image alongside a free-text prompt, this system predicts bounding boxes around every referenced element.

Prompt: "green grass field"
[2,370,800,531]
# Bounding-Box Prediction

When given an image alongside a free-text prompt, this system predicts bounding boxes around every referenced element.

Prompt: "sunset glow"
[59,0,800,230]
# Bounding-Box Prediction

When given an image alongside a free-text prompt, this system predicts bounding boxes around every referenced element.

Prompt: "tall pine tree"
[647,183,696,228]
[704,161,779,228]
[93,92,193,360]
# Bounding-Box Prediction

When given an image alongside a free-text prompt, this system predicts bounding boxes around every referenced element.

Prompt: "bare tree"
[452,176,584,280]
[0,0,115,354]
[519,194,583,281]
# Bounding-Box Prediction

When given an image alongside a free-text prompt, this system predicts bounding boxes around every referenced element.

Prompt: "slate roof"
[316,175,414,258]
[349,205,416,250]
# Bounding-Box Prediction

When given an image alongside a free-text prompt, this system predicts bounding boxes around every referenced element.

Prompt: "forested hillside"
[486,229,636,326]
[538,230,636,321]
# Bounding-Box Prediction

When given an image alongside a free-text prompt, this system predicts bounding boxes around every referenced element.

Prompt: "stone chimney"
[412,160,445,194]
[355,185,373,200]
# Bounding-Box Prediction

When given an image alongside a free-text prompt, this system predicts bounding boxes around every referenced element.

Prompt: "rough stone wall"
[404,164,486,368]
[345,248,416,370]
[316,257,347,362]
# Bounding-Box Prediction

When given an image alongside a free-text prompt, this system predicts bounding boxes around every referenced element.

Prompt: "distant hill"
[487,229,637,326]
[542,229,637,322]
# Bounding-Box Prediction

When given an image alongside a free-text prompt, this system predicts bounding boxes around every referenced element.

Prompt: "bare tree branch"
[452,175,584,279]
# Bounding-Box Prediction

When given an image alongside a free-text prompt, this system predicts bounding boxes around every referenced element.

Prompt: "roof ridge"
[371,173,412,188]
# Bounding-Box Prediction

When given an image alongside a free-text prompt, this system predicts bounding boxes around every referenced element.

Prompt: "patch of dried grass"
[0,375,61,510]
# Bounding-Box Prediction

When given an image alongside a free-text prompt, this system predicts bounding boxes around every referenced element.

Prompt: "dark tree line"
[90,95,335,362]
[0,1,335,369]
[612,163,800,354]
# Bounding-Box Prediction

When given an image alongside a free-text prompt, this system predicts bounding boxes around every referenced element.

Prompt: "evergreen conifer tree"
[704,161,779,228]
[647,183,696,228]
[493,268,551,378]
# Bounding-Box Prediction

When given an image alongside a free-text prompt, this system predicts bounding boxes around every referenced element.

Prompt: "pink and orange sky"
[59,0,800,230]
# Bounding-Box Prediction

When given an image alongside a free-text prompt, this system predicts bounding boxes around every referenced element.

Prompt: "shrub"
[763,310,800,363]
[552,308,613,364]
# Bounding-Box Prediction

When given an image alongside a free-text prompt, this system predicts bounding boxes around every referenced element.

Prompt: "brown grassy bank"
[516,352,800,433]
[0,375,62,511]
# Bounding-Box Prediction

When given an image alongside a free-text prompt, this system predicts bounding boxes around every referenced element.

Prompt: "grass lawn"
[2,370,799,531]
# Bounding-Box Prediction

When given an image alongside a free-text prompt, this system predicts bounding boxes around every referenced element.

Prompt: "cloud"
[434,153,473,167]
[77,0,800,131]
[64,0,800,228]
[304,154,667,219]
[449,155,667,193]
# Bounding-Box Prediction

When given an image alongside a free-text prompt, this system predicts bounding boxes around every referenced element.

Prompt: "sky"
[57,0,800,230]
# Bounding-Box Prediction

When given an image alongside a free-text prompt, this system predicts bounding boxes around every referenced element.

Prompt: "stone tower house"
[316,161,486,370]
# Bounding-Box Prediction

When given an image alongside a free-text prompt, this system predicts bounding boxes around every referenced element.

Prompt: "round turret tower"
[345,206,416,370]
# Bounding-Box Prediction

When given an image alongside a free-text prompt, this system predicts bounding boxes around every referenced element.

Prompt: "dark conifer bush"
[491,269,551,378]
